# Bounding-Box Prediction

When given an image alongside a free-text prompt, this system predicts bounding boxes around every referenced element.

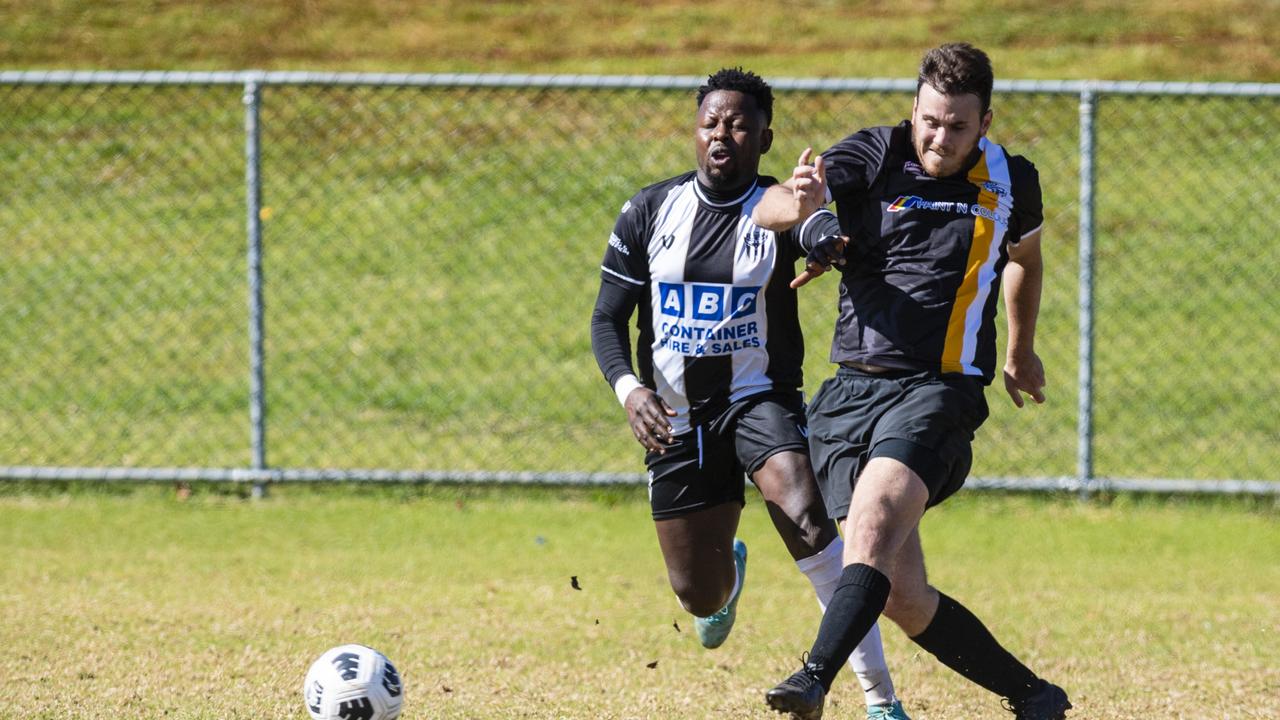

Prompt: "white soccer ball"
[303,644,404,720]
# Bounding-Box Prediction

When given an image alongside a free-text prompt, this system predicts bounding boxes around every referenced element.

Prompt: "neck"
[696,175,757,205]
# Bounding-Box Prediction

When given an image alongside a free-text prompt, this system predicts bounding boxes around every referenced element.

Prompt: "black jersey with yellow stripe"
[821,121,1043,383]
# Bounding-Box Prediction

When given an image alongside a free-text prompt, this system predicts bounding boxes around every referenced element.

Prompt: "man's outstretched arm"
[753,148,828,230]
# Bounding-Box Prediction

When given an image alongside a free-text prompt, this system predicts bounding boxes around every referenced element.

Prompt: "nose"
[711,121,729,141]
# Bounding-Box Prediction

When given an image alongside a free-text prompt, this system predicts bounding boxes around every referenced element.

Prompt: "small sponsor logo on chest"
[886,195,1009,227]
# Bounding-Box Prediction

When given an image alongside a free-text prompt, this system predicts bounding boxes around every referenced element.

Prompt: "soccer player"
[752,44,1072,720]
[591,68,911,719]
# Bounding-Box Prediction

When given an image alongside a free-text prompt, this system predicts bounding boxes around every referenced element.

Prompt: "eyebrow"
[920,113,968,126]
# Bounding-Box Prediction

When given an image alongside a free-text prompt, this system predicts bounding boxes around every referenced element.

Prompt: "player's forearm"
[751,184,812,231]
[1003,254,1043,357]
[590,281,641,387]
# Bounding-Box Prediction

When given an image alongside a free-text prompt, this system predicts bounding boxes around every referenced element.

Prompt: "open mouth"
[708,148,733,170]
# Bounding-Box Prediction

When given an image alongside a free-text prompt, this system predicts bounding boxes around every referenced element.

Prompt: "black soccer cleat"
[765,662,826,720]
[1003,679,1072,720]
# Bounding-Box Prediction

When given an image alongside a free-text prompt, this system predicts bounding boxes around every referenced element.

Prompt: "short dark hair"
[917,43,994,113]
[697,67,773,126]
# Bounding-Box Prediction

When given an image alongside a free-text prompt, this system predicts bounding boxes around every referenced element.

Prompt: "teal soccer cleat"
[695,538,747,649]
[867,700,911,719]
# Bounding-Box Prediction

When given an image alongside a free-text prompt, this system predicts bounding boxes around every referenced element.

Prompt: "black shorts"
[807,367,989,520]
[646,390,810,521]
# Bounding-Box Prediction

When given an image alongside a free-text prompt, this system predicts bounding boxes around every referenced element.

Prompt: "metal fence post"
[244,74,268,498]
[1,72,1278,494]
[1076,88,1097,500]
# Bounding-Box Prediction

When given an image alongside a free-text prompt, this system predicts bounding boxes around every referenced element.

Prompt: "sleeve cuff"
[612,374,643,407]
[797,209,840,252]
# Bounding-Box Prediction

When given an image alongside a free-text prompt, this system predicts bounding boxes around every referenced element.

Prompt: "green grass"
[0,4,1277,480]
[1,83,1276,481]
[1,486,1277,718]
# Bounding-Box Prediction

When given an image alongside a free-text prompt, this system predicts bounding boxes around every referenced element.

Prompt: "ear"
[760,127,774,155]
[979,108,993,137]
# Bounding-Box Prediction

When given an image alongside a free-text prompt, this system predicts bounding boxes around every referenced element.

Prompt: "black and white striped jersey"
[594,172,806,435]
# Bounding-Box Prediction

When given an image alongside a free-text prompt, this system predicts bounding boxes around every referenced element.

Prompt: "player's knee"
[883,582,936,628]
[669,575,729,617]
[846,514,895,560]
[760,449,810,479]
[756,459,830,548]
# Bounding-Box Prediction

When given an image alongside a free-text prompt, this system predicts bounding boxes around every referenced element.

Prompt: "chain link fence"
[0,72,1276,492]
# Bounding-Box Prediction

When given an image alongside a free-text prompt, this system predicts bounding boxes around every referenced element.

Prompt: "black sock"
[909,592,1040,700]
[805,563,890,691]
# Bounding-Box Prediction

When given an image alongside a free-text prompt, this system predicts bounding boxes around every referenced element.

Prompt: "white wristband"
[612,374,643,408]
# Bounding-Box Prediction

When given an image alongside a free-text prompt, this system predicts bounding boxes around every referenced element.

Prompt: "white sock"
[796,535,897,707]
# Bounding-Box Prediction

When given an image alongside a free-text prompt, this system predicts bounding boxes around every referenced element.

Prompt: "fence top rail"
[1,70,1278,97]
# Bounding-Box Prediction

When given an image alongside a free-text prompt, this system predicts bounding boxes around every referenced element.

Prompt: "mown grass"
[1,1,1276,81]
[0,486,1277,718]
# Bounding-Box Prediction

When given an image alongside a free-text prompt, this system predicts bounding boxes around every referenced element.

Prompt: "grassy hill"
[1,0,1277,81]
[1,2,1277,482]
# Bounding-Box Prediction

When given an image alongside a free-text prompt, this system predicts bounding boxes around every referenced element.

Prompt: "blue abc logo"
[659,282,760,321]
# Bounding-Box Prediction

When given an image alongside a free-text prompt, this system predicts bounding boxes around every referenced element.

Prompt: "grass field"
[1,82,1276,480]
[2,3,1277,480]
[1,6,1277,720]
[1,485,1277,719]
[2,1,1276,81]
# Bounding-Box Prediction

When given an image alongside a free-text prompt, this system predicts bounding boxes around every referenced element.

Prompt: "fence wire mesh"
[0,77,1276,484]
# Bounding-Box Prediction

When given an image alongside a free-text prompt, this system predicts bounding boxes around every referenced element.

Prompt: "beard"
[912,132,975,178]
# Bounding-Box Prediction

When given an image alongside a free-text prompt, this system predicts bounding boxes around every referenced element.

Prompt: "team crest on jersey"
[740,226,769,260]
[981,181,1010,197]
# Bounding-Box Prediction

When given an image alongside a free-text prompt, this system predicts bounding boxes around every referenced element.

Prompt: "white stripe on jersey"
[959,139,1012,375]
[730,190,776,403]
[648,182,698,429]
[600,265,644,285]
[645,179,780,435]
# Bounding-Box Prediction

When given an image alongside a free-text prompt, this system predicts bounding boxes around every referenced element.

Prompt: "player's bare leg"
[654,501,740,617]
[767,458,926,719]
[769,461,1069,719]
[751,450,836,556]
[880,527,937,636]
[654,501,747,648]
[754,451,909,717]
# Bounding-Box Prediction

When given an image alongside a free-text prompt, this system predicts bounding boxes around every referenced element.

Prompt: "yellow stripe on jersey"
[940,146,1003,375]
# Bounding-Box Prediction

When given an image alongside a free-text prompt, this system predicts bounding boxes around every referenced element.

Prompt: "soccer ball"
[303,644,404,720]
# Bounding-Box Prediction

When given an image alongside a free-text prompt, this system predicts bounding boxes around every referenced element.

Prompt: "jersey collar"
[693,176,759,208]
